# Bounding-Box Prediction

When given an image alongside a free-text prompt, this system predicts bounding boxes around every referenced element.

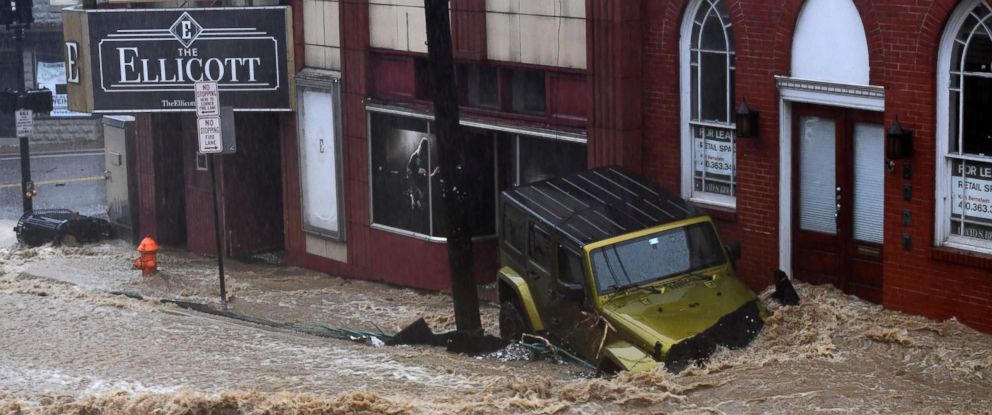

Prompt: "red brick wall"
[587,0,644,173]
[281,0,375,282]
[282,0,500,291]
[281,0,992,332]
[871,0,992,334]
[450,0,486,61]
[638,0,992,333]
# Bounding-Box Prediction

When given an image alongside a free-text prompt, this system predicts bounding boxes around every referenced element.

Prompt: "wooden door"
[793,104,884,303]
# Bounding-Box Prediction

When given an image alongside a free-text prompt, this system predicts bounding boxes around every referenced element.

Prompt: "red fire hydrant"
[133,236,160,276]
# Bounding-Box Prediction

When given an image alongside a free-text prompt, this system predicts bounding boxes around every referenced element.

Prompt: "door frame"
[790,103,884,290]
[775,76,885,276]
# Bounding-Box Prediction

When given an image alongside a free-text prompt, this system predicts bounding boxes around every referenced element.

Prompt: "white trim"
[775,76,885,276]
[935,0,992,252]
[778,98,793,275]
[688,195,736,210]
[775,76,885,112]
[679,0,702,202]
[364,101,588,143]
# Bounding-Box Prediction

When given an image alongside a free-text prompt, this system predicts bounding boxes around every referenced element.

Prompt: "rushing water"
[1,244,990,414]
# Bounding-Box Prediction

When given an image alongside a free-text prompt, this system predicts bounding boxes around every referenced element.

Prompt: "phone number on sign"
[958,200,991,215]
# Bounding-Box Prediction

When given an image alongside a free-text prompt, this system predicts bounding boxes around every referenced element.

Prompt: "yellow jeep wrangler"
[497,166,767,373]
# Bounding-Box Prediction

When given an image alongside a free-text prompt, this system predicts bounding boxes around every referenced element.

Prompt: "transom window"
[681,0,737,207]
[937,0,992,253]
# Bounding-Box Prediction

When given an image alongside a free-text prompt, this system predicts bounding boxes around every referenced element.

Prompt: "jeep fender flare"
[601,340,657,373]
[497,267,545,332]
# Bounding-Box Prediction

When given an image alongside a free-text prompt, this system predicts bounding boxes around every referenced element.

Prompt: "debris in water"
[369,336,385,348]
[387,318,509,354]
[772,268,801,306]
[13,209,114,248]
[487,342,535,363]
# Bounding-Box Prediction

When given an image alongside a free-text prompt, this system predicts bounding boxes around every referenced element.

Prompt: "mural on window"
[946,1,992,244]
[687,0,736,201]
[368,112,498,238]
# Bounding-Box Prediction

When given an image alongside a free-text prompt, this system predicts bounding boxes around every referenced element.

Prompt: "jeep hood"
[600,274,760,358]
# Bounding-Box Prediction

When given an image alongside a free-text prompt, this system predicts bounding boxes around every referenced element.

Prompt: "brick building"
[127,0,992,334]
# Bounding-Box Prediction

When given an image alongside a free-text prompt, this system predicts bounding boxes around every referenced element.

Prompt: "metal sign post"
[195,81,227,306]
[11,22,33,214]
[15,108,33,213]
[207,153,226,306]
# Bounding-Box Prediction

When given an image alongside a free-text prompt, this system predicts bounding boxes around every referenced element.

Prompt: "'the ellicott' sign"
[63,6,294,113]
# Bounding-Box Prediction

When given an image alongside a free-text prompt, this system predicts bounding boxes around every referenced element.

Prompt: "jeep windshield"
[590,221,726,294]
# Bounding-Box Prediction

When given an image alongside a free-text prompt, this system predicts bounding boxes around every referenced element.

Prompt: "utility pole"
[2,0,41,214]
[14,23,32,213]
[423,0,481,333]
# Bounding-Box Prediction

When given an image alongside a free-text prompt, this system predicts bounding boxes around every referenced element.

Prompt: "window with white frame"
[680,0,737,207]
[937,0,992,253]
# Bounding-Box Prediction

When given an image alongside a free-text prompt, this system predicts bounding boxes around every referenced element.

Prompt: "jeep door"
[525,221,554,311]
[547,244,602,360]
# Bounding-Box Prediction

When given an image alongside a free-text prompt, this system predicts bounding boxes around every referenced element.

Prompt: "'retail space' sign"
[62,6,295,113]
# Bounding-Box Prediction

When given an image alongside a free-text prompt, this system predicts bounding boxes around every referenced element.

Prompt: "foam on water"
[2,243,991,413]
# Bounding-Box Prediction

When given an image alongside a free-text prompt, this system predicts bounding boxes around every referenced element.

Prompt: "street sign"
[15,109,33,137]
[195,81,224,154]
[195,81,219,117]
[197,116,223,153]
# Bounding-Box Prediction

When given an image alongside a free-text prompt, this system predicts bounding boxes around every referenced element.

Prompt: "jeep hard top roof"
[501,166,703,247]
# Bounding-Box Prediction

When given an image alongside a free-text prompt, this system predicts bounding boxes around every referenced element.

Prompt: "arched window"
[937,0,992,253]
[680,0,736,208]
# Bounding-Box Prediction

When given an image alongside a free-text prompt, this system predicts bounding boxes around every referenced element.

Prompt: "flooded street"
[0,242,990,413]
[4,0,992,413]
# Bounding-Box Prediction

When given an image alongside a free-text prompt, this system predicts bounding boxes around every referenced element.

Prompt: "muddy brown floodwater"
[0,243,990,414]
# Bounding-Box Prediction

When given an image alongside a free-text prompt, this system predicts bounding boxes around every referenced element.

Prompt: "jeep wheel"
[499,300,528,341]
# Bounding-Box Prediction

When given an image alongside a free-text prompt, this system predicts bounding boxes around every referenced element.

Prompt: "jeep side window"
[528,224,551,271]
[558,247,585,286]
[503,209,525,255]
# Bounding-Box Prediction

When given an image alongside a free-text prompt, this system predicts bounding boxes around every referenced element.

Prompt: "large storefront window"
[498,134,587,188]
[369,110,586,240]
[938,0,992,252]
[680,0,736,207]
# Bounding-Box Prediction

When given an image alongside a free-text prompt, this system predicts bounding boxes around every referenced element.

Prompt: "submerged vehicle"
[496,166,775,373]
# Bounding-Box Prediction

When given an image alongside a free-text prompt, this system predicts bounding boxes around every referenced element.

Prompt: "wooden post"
[424,0,482,332]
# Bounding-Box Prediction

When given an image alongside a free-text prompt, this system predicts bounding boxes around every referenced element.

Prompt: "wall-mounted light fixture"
[735,100,759,138]
[887,118,913,160]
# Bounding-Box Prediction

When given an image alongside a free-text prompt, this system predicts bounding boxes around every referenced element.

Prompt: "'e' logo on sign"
[65,42,79,84]
[181,21,193,39]
[169,12,203,49]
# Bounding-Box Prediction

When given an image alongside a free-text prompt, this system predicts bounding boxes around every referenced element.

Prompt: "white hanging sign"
[197,116,223,153]
[15,110,33,137]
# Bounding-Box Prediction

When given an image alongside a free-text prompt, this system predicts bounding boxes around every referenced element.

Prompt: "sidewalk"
[0,138,105,156]
[0,240,501,336]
